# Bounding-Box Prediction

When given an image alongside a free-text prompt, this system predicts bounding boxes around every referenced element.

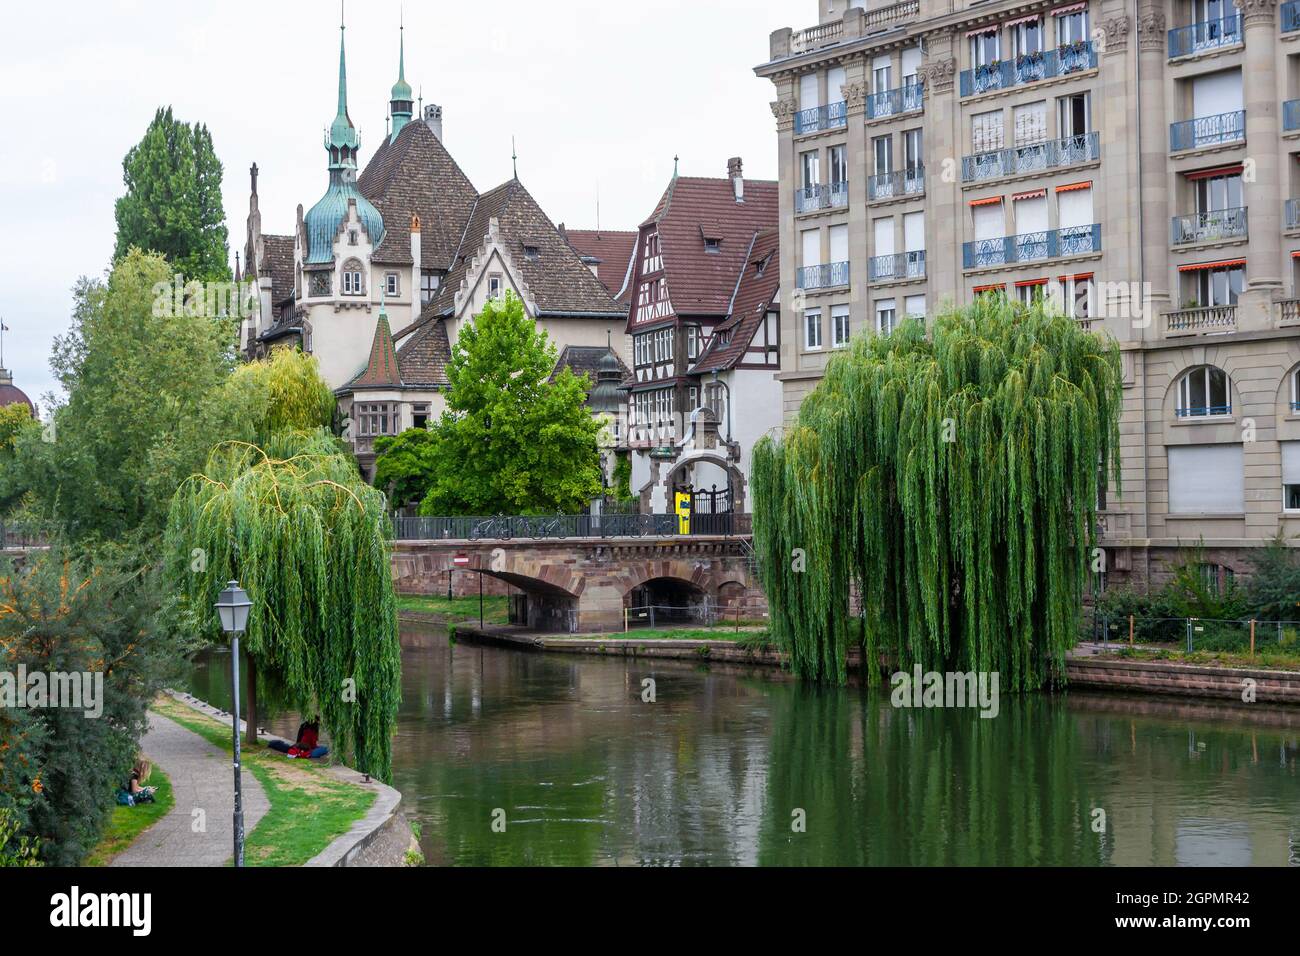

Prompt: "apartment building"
[758,0,1300,589]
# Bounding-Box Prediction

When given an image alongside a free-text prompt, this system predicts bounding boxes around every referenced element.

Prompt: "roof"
[639,175,779,317]
[394,317,452,388]
[694,229,780,374]
[550,344,631,384]
[561,229,637,304]
[357,120,478,271]
[0,370,33,414]
[427,179,626,318]
[303,177,385,263]
[351,309,402,387]
[260,234,295,305]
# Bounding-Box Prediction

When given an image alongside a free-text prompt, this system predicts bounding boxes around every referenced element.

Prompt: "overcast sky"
[1,0,800,404]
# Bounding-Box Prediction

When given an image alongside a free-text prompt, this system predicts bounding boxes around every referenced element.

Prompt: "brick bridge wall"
[391,536,765,632]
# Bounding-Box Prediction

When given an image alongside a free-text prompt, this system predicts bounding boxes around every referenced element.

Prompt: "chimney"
[423,103,443,142]
[728,157,744,203]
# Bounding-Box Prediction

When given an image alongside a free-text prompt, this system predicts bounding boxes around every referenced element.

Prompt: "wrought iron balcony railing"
[868,166,926,200]
[959,42,1096,96]
[867,81,924,119]
[1167,16,1243,58]
[962,224,1100,269]
[393,513,752,540]
[1165,304,1237,334]
[1284,0,1300,32]
[1170,110,1246,150]
[796,181,849,213]
[795,100,848,134]
[796,261,851,290]
[1175,404,1233,418]
[869,251,926,281]
[1170,207,1248,244]
[962,132,1099,183]
[1286,100,1300,131]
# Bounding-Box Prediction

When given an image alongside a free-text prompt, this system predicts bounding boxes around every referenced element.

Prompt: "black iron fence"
[0,521,47,550]
[1090,613,1300,655]
[393,512,752,541]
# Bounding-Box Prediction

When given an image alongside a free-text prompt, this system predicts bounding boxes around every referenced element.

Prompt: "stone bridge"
[391,534,765,632]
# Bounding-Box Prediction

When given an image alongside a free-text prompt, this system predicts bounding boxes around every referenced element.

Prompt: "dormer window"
[342,258,364,296]
[705,238,721,254]
[488,274,503,300]
[349,230,359,246]
[524,245,540,261]
[385,273,400,296]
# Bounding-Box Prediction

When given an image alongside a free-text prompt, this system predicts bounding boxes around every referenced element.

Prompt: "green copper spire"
[327,4,360,173]
[390,12,414,142]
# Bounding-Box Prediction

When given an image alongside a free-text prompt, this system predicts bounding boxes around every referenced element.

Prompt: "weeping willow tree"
[751,297,1122,689]
[163,430,401,781]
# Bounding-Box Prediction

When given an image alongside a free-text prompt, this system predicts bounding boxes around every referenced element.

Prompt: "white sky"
[1,0,803,404]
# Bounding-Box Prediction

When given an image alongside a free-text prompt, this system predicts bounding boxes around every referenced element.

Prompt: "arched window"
[1290,366,1300,414]
[1175,365,1231,418]
[342,259,364,296]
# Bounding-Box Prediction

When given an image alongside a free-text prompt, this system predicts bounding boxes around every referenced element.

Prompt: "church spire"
[326,2,360,176]
[389,9,414,142]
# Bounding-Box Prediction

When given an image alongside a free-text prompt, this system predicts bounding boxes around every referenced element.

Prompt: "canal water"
[186,623,1300,866]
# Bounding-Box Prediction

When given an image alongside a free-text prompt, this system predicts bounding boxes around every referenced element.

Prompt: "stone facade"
[758,0,1300,589]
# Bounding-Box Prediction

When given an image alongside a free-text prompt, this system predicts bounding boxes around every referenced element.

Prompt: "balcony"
[962,224,1101,269]
[795,100,847,135]
[1167,16,1243,58]
[796,181,849,213]
[1284,0,1300,32]
[867,81,924,120]
[962,132,1099,183]
[784,0,921,56]
[869,251,926,282]
[868,166,926,201]
[796,261,851,290]
[959,42,1096,97]
[1165,304,1237,335]
[1176,403,1233,418]
[1169,110,1245,151]
[1280,298,1300,323]
[1286,100,1300,131]
[1170,207,1247,245]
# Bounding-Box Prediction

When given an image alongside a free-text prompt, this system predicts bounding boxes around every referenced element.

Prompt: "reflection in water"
[184,624,1300,866]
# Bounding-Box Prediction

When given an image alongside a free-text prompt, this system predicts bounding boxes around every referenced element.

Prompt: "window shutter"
[1283,441,1300,485]
[1168,444,1244,513]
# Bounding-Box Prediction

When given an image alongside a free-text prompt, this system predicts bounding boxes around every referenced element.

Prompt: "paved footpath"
[110,711,270,867]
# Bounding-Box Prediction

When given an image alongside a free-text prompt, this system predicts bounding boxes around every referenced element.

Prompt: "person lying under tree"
[267,718,329,759]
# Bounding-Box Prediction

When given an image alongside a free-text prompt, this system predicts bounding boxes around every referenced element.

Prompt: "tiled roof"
[429,179,626,318]
[694,229,779,374]
[260,234,295,305]
[351,310,402,387]
[561,228,637,303]
[357,121,478,271]
[394,317,452,387]
[641,175,779,316]
[550,344,631,384]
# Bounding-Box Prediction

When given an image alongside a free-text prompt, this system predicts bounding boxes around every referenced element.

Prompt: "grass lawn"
[396,593,508,623]
[150,695,376,866]
[1097,645,1300,671]
[83,766,175,866]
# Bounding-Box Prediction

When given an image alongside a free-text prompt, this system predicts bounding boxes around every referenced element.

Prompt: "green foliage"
[10,250,244,544]
[1161,541,1249,621]
[417,294,604,515]
[1094,586,1184,643]
[0,547,176,865]
[611,452,634,502]
[374,428,438,509]
[752,298,1123,687]
[0,807,42,866]
[114,106,230,282]
[221,347,336,443]
[0,404,36,453]
[163,432,401,782]
[1246,534,1300,623]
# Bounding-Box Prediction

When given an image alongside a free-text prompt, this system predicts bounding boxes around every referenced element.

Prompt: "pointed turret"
[353,297,403,387]
[390,15,414,142]
[326,9,361,176]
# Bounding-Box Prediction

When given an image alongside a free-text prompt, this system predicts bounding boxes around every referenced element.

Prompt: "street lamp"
[214,580,252,868]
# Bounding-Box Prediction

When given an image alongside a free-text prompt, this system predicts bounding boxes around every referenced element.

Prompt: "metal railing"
[1175,404,1232,418]
[963,223,1100,269]
[1089,614,1300,655]
[1170,206,1248,244]
[1286,100,1300,132]
[868,166,926,200]
[1164,304,1237,333]
[869,250,926,281]
[962,131,1099,183]
[960,42,1096,96]
[394,512,753,540]
[1170,109,1245,150]
[1283,0,1300,32]
[796,181,849,213]
[796,260,851,290]
[795,100,847,134]
[1167,15,1243,58]
[867,80,924,119]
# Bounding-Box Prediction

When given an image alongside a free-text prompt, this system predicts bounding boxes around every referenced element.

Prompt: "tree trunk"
[245,658,259,748]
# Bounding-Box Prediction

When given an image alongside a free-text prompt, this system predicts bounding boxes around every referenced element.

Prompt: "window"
[832,305,851,347]
[829,224,849,265]
[873,135,892,175]
[1012,17,1043,57]
[348,230,359,246]
[412,403,432,429]
[1168,444,1244,513]
[805,310,823,350]
[357,403,395,438]
[971,110,1004,154]
[828,145,847,188]
[1194,172,1243,214]
[1283,441,1300,510]
[342,268,363,295]
[902,128,923,172]
[689,386,699,411]
[1188,262,1245,307]
[1016,280,1048,306]
[686,326,699,360]
[420,270,439,305]
[904,294,926,319]
[1014,101,1048,147]
[800,72,820,110]
[801,150,820,190]
[1058,92,1090,138]
[488,274,503,300]
[385,273,400,296]
[524,245,540,261]
[704,238,721,254]
[970,28,1000,68]
[1292,367,1300,414]
[1064,274,1094,319]
[1176,365,1232,418]
[872,54,892,93]
[802,229,822,267]
[876,299,897,334]
[1057,7,1089,45]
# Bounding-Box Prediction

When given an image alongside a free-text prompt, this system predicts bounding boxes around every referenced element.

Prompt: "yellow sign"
[674,492,691,534]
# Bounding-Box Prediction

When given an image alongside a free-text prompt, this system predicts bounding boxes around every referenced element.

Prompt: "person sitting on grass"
[117,757,156,806]
[267,718,329,759]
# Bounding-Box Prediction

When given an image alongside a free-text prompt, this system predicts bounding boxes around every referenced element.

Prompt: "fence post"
[1129,614,1134,647]
[1102,616,1108,651]
[624,607,628,634]
[1186,618,1193,654]
[650,605,655,629]
[1250,619,1256,658]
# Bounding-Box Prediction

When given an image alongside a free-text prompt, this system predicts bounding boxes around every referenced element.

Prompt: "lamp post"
[214,580,252,868]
